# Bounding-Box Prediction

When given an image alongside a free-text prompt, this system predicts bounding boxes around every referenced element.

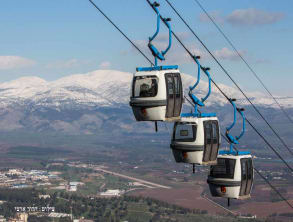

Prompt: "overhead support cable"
[145,0,293,171]
[88,0,154,66]
[164,0,293,157]
[193,0,293,126]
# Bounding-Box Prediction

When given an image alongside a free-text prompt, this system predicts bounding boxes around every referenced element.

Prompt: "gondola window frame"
[132,75,159,98]
[203,120,220,162]
[165,73,183,118]
[210,158,236,179]
[240,158,254,196]
[173,122,197,142]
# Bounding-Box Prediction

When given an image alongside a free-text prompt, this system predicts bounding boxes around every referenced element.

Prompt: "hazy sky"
[1,0,292,96]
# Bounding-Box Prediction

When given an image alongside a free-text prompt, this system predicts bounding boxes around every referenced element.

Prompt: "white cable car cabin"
[130,66,183,122]
[207,100,254,201]
[170,116,220,165]
[207,152,254,200]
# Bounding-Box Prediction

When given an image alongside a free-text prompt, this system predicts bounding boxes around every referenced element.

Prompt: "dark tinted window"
[204,121,212,143]
[247,159,253,179]
[210,158,236,179]
[167,77,174,95]
[133,76,158,97]
[241,158,253,180]
[174,75,181,95]
[173,122,196,142]
[212,122,218,140]
[242,161,247,180]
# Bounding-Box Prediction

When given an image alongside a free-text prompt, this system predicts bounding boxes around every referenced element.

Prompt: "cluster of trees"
[0,188,263,222]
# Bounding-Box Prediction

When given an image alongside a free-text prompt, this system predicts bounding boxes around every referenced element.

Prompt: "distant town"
[0,157,291,222]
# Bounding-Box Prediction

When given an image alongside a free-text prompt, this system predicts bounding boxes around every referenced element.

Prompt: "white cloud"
[131,39,196,65]
[199,8,284,27]
[199,11,225,24]
[99,61,111,69]
[0,56,36,70]
[46,59,92,69]
[227,8,284,26]
[129,39,245,64]
[183,47,245,62]
[255,58,271,64]
[154,32,190,42]
[213,47,245,61]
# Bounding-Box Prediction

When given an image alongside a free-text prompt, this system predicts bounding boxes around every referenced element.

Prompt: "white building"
[70,182,84,186]
[69,185,77,192]
[100,189,122,197]
[39,195,50,199]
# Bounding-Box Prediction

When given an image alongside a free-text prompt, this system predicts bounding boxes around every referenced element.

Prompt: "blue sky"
[0,0,292,96]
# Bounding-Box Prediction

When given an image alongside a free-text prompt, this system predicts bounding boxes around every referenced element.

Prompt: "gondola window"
[133,76,158,97]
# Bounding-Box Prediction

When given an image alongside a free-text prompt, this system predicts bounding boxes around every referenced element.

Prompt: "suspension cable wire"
[184,95,201,115]
[145,0,293,171]
[220,133,293,209]
[163,0,293,157]
[87,0,293,209]
[253,167,293,209]
[184,95,195,107]
[193,0,293,127]
[88,0,154,66]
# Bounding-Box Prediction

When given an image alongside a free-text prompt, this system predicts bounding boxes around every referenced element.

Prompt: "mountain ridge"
[0,69,292,109]
[0,69,291,137]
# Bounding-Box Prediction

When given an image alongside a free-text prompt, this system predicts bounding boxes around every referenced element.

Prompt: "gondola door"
[210,121,219,161]
[173,73,182,117]
[203,121,212,162]
[165,73,182,118]
[203,121,219,163]
[240,158,253,196]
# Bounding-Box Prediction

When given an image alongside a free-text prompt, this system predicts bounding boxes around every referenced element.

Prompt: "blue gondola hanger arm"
[188,56,212,107]
[226,98,237,132]
[188,56,205,107]
[201,67,212,103]
[149,2,160,42]
[225,98,239,144]
[161,17,172,56]
[189,56,201,91]
[148,1,172,65]
[236,108,245,140]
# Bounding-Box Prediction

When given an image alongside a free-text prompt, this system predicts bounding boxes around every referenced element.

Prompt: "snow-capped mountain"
[0,69,291,109]
[0,69,291,135]
[0,70,132,108]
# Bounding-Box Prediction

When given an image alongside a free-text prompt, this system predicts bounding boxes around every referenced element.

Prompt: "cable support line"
[220,133,293,209]
[193,0,293,126]
[253,167,293,209]
[245,118,293,171]
[164,0,293,157]
[88,0,154,66]
[184,95,195,107]
[146,0,293,171]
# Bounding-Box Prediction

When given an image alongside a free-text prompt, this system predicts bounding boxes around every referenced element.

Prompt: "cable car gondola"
[207,153,253,200]
[130,2,183,122]
[207,99,254,204]
[170,56,220,166]
[130,67,183,122]
[171,116,220,165]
